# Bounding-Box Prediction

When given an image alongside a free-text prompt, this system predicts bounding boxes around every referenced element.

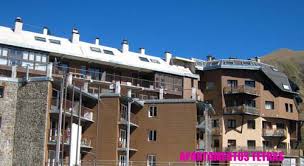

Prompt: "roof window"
[103,49,114,55]
[139,57,149,62]
[34,36,46,42]
[90,47,101,53]
[150,59,160,64]
[49,39,61,45]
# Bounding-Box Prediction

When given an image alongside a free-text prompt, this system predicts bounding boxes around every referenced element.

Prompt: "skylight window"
[139,57,149,62]
[34,36,46,42]
[150,59,160,64]
[283,84,290,90]
[103,49,114,55]
[49,39,61,45]
[90,47,101,53]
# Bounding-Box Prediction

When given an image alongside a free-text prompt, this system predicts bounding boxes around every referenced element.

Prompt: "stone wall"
[13,81,50,166]
[0,80,19,166]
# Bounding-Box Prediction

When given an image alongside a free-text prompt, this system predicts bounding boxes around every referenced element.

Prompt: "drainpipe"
[126,100,135,166]
[55,77,65,165]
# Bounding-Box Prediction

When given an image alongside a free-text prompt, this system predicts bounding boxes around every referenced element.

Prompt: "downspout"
[126,100,135,166]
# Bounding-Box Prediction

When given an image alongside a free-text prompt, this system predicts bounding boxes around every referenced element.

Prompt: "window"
[139,94,148,100]
[119,129,127,148]
[49,39,61,45]
[263,141,272,148]
[262,121,272,129]
[283,84,290,90]
[285,103,289,112]
[245,99,256,107]
[149,106,157,117]
[227,80,238,88]
[34,36,46,42]
[213,139,219,148]
[150,59,160,64]
[103,49,114,55]
[206,82,215,90]
[89,67,100,80]
[247,140,256,148]
[265,101,274,110]
[0,86,4,98]
[276,123,285,129]
[245,80,255,87]
[90,47,101,53]
[147,155,156,166]
[290,104,293,113]
[139,56,149,62]
[227,140,236,148]
[22,51,29,60]
[227,119,236,129]
[119,155,126,166]
[80,66,87,78]
[148,130,157,141]
[247,120,255,129]
[120,104,128,120]
[212,119,219,128]
[2,48,8,56]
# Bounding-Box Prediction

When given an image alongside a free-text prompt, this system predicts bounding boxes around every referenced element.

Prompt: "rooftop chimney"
[95,37,100,45]
[165,51,172,64]
[14,17,23,33]
[71,28,80,43]
[207,55,213,61]
[139,48,145,55]
[255,56,261,63]
[122,40,129,53]
[43,27,49,35]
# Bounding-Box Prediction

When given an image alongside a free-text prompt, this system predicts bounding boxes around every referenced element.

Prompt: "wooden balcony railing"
[262,129,286,137]
[223,85,259,96]
[223,105,259,115]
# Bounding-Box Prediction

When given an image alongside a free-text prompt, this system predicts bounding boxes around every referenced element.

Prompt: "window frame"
[148,105,157,118]
[148,130,157,141]
[227,119,236,129]
[265,101,274,110]
[147,154,156,166]
[247,120,255,129]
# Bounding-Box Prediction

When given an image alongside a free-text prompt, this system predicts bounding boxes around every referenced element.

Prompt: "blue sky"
[0,0,303,60]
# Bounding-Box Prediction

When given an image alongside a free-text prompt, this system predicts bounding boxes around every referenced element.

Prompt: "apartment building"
[0,17,302,166]
[194,57,303,164]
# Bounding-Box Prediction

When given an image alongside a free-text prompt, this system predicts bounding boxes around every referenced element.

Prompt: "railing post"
[11,65,17,78]
[47,63,53,78]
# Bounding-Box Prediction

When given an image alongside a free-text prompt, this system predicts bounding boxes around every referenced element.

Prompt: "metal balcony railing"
[48,129,92,148]
[224,146,302,156]
[52,65,183,95]
[223,104,259,115]
[51,98,94,122]
[262,128,287,137]
[223,85,259,96]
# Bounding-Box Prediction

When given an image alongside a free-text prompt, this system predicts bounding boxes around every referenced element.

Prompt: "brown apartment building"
[0,17,302,166]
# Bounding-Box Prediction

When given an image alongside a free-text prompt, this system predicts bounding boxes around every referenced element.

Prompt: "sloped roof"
[0,26,198,79]
[193,59,296,94]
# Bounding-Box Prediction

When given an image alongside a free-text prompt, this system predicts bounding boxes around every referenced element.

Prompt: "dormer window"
[283,84,290,90]
[49,39,61,45]
[90,47,101,53]
[150,59,160,64]
[34,36,46,42]
[139,57,149,62]
[103,49,114,55]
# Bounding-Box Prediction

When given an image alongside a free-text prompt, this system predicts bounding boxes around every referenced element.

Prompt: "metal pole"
[55,77,65,165]
[61,75,68,165]
[95,85,100,166]
[126,100,134,166]
[69,85,75,165]
[75,87,82,165]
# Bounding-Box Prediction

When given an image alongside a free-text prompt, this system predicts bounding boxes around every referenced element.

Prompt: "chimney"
[14,17,23,33]
[255,56,261,63]
[71,28,80,43]
[139,48,145,55]
[43,27,48,35]
[122,40,129,53]
[164,51,172,64]
[207,55,213,61]
[95,37,100,45]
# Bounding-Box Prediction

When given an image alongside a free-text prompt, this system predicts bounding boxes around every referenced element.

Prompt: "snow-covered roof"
[0,26,198,79]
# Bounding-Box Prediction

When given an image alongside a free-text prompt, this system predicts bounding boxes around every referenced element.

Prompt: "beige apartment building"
[0,17,302,166]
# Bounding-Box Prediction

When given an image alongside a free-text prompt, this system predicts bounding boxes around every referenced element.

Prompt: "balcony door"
[119,155,127,166]
[119,129,127,148]
[227,80,238,88]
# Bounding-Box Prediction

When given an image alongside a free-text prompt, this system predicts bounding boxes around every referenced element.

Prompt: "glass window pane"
[0,58,7,65]
[22,62,34,69]
[41,56,47,63]
[36,54,41,62]
[2,48,8,57]
[29,52,35,61]
[23,51,29,60]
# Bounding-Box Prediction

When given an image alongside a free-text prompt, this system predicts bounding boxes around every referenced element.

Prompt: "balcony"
[118,112,139,128]
[48,129,93,149]
[50,98,94,123]
[262,129,286,137]
[212,128,222,135]
[223,105,259,115]
[52,65,183,96]
[117,139,138,152]
[299,112,304,121]
[223,85,259,96]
